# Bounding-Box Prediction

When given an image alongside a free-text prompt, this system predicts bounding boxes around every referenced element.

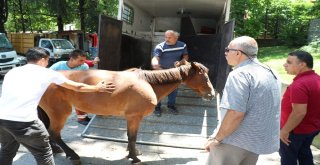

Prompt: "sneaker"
[77,116,91,125]
[154,107,162,117]
[167,105,178,115]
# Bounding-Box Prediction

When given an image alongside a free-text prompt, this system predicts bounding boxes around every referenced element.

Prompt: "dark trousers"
[156,89,178,108]
[0,119,54,165]
[279,131,319,165]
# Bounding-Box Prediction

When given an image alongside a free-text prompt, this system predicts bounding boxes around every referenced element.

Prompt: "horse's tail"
[37,106,50,129]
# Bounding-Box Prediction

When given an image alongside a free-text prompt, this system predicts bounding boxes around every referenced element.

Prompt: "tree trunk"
[264,8,268,39]
[79,0,85,33]
[57,15,63,32]
[0,0,8,33]
[18,0,25,32]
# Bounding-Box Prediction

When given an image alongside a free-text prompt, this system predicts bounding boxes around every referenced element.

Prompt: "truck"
[98,0,233,94]
[7,33,75,65]
[38,38,75,64]
[0,33,26,76]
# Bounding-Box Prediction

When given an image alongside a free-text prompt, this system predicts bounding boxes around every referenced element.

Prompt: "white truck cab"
[39,38,75,64]
[0,33,24,75]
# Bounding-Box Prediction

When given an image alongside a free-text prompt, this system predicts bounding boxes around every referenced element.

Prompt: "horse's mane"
[135,62,208,85]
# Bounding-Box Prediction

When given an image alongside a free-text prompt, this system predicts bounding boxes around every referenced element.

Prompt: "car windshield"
[0,34,14,51]
[52,40,74,49]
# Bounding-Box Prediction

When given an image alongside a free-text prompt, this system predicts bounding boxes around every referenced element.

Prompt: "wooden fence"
[7,33,56,54]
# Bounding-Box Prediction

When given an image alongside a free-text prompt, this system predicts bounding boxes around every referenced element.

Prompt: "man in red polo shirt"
[280,50,320,165]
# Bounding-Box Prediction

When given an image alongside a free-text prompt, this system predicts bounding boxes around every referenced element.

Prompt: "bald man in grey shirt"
[205,36,281,165]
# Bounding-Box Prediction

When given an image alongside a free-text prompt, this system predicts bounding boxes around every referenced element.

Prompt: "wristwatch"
[208,137,221,144]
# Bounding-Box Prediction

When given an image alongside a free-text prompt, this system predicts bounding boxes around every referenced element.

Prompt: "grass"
[258,46,320,148]
[258,46,320,84]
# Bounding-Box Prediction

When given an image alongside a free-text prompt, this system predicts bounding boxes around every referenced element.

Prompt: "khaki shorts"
[206,143,258,165]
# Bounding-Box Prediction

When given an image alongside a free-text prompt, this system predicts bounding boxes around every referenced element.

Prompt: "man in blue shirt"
[50,49,91,125]
[151,30,189,117]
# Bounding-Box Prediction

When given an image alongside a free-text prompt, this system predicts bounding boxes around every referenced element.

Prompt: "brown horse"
[38,62,215,164]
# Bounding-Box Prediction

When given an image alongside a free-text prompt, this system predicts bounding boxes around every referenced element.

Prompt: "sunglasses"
[225,47,247,55]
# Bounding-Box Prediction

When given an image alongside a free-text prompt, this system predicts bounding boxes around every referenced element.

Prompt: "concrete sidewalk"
[11,111,320,165]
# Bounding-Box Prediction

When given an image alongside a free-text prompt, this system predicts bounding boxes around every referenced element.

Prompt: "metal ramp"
[81,86,218,149]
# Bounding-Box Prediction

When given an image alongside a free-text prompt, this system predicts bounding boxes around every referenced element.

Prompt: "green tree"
[6,0,59,32]
[231,0,314,46]
[47,0,69,32]
[278,2,312,46]
[4,0,118,33]
[230,0,267,38]
[84,0,118,33]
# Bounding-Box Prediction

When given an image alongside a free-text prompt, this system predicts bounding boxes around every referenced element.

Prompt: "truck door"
[97,15,122,71]
[216,20,235,94]
[98,15,152,71]
[180,20,235,94]
[40,39,54,58]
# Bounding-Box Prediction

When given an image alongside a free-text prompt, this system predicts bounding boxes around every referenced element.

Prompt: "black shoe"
[84,116,91,121]
[154,107,162,117]
[77,116,91,125]
[167,105,178,115]
[77,120,89,125]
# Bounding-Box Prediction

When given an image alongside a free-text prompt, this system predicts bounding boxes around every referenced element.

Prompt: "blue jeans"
[279,131,319,165]
[156,89,178,108]
[0,119,54,165]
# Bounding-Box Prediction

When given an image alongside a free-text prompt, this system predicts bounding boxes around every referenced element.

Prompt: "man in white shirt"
[0,47,115,165]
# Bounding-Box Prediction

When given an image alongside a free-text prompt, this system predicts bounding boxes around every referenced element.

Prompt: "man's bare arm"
[59,79,115,93]
[205,109,245,151]
[280,103,307,145]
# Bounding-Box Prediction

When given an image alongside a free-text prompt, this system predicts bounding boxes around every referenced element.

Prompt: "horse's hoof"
[132,162,145,165]
[132,160,145,165]
[131,158,141,164]
[66,154,80,160]
[72,159,81,165]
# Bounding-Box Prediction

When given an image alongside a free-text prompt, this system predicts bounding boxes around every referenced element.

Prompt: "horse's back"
[52,70,157,116]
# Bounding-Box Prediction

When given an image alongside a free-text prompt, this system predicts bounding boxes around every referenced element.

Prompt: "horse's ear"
[191,62,201,71]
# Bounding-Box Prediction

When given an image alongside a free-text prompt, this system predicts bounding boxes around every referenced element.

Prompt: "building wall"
[122,1,152,39]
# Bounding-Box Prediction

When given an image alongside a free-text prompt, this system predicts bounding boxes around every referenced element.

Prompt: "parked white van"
[0,33,26,75]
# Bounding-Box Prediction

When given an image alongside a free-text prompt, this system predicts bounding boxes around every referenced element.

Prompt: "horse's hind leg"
[44,103,81,164]
[54,136,81,165]
[37,106,64,153]
[126,116,143,163]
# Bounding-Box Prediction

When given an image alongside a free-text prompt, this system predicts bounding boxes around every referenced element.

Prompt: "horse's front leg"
[126,116,143,163]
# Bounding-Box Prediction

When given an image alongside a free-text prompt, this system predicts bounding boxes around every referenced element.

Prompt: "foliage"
[84,0,118,33]
[300,40,320,55]
[277,2,312,46]
[230,0,267,38]
[6,0,56,32]
[231,0,315,47]
[4,0,119,33]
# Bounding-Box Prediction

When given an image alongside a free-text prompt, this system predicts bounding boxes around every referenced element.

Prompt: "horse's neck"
[141,66,191,101]
[151,83,181,101]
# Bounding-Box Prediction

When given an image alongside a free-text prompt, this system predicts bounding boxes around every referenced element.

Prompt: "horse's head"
[183,62,215,101]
